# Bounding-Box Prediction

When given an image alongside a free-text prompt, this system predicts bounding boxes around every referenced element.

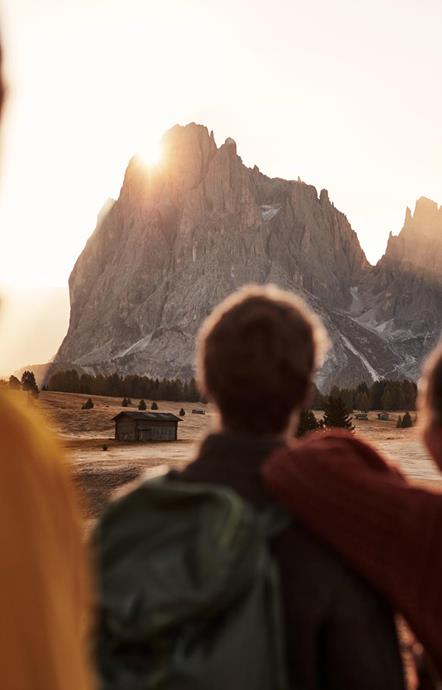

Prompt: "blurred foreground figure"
[263,346,442,688]
[0,39,93,690]
[95,285,405,690]
[0,392,94,690]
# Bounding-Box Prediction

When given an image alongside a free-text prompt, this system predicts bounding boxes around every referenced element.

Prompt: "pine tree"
[370,380,386,410]
[82,398,94,409]
[138,399,147,410]
[122,398,129,407]
[21,370,39,397]
[356,382,369,397]
[9,375,21,390]
[356,392,370,412]
[47,369,205,403]
[321,396,354,431]
[381,388,393,411]
[401,411,413,428]
[151,401,158,410]
[296,409,321,438]
[179,408,185,416]
[338,389,353,413]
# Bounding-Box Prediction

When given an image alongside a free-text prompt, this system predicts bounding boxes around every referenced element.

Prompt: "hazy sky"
[1,0,442,293]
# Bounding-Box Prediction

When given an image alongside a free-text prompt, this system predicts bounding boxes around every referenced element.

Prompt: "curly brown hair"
[422,346,442,425]
[196,284,328,435]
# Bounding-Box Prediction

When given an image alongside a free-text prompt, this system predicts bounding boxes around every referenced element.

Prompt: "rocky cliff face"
[355,197,442,380]
[55,124,442,389]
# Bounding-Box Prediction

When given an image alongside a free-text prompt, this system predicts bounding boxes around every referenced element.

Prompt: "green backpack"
[93,476,290,690]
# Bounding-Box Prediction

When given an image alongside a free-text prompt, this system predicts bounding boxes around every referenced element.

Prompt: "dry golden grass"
[38,391,212,517]
[36,391,441,519]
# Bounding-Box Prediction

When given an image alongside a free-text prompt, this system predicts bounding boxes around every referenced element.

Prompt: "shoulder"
[172,456,215,483]
[273,518,386,615]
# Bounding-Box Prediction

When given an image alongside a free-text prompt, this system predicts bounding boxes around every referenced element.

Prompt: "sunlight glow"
[136,138,162,168]
[1,0,442,374]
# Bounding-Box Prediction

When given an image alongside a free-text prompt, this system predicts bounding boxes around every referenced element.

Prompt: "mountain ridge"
[54,123,442,390]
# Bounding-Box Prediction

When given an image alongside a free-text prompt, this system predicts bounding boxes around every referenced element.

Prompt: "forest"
[47,369,202,402]
[311,379,417,412]
[46,370,418,412]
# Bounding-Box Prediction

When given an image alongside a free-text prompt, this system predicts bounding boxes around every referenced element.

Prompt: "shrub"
[401,411,413,428]
[9,375,21,390]
[321,396,354,431]
[296,409,321,437]
[21,370,39,397]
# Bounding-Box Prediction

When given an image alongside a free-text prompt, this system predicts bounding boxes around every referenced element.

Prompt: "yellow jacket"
[0,391,94,690]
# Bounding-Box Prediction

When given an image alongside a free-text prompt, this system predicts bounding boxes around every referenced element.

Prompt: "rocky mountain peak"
[404,206,412,225]
[358,196,442,375]
[414,195,439,215]
[118,123,218,207]
[222,137,237,154]
[408,196,442,237]
[160,123,217,189]
[319,189,330,204]
[54,124,442,390]
[381,195,442,263]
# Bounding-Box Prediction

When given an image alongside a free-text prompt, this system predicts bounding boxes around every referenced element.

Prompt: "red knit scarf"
[262,431,442,675]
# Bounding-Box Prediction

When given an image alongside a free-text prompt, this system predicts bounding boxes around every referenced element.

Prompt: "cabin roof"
[112,411,182,423]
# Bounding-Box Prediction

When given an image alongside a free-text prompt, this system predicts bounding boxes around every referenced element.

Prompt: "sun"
[136,139,162,167]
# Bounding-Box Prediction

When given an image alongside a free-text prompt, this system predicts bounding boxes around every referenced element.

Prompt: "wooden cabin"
[113,411,181,442]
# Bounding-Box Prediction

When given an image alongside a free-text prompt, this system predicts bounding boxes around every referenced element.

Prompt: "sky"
[0,0,442,372]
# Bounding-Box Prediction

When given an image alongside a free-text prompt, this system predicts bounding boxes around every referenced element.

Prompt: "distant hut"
[113,411,181,442]
[377,412,390,421]
[192,408,205,415]
[355,413,368,420]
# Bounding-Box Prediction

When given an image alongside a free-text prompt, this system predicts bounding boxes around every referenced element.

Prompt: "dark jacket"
[175,432,405,690]
[263,430,442,685]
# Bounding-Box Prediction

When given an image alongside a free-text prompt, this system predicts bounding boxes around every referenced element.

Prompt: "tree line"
[44,370,418,410]
[47,369,202,402]
[311,379,417,412]
[8,371,39,397]
[8,368,418,413]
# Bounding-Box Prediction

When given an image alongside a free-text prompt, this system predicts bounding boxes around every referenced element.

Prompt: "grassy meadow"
[37,391,441,520]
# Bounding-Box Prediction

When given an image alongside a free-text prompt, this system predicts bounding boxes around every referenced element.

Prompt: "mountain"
[356,197,442,381]
[54,124,442,390]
